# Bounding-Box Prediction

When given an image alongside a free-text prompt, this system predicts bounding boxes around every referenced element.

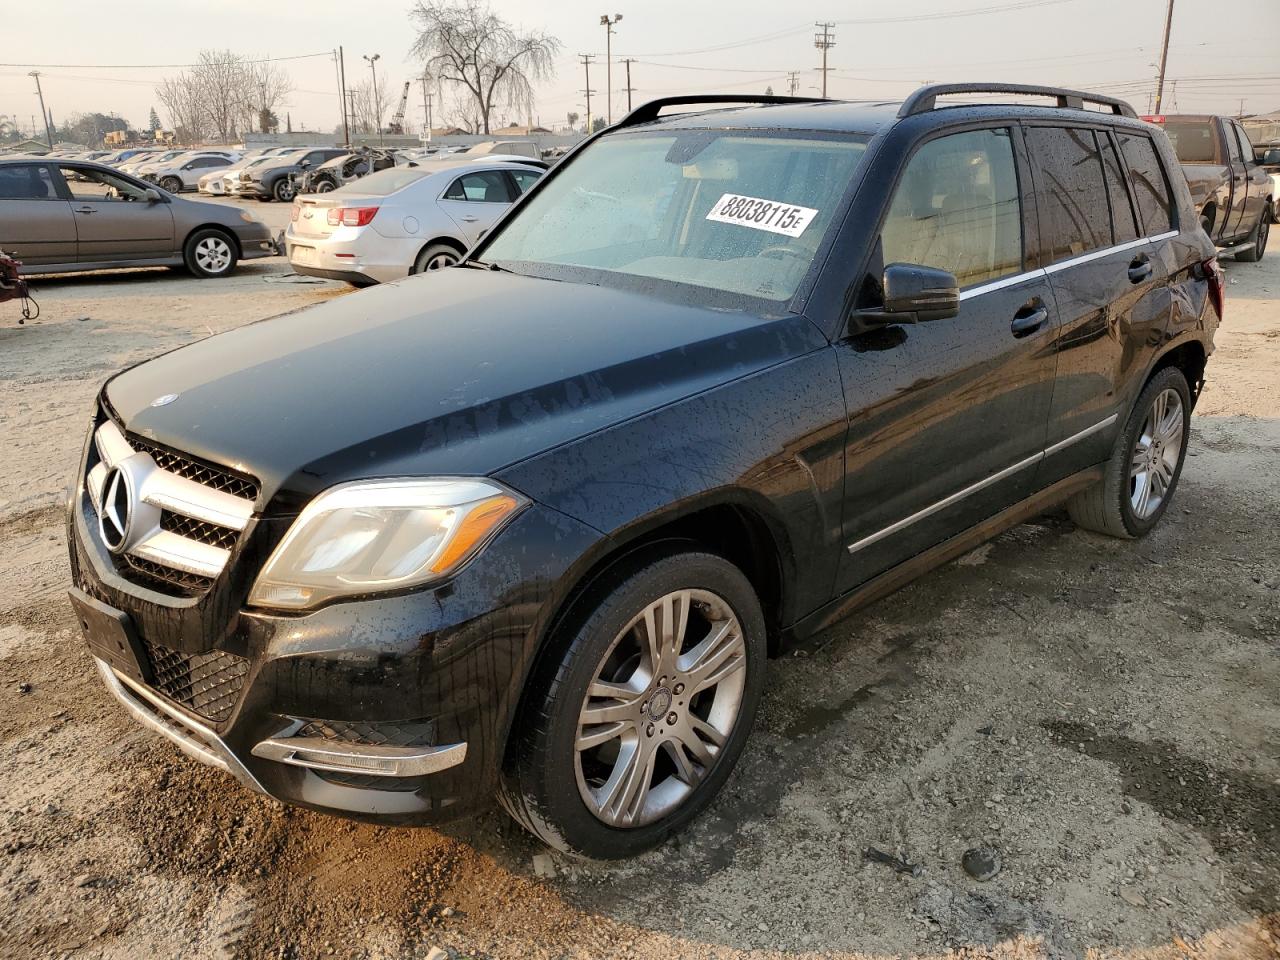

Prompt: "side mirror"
[850,263,960,332]
[299,159,311,169]
[1262,148,1280,165]
[144,188,163,203]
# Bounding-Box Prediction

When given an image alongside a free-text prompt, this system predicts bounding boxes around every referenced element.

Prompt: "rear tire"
[314,179,336,193]
[499,551,766,859]
[411,243,461,275]
[183,228,238,279]
[160,176,183,194]
[1235,210,1269,262]
[1066,366,1191,538]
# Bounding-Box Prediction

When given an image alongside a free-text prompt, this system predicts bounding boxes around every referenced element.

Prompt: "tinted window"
[1162,121,1216,163]
[880,128,1022,288]
[1118,134,1175,234]
[510,169,542,194]
[1099,135,1139,243]
[444,171,515,203]
[1027,127,1112,261]
[1223,122,1245,163]
[0,164,57,199]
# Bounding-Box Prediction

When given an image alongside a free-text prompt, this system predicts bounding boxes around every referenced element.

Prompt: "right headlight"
[248,478,527,611]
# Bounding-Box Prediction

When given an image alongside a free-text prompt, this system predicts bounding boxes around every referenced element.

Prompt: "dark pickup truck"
[1145,114,1273,260]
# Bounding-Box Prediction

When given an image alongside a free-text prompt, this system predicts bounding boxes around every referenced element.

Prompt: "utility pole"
[421,72,433,142]
[1153,0,1174,114]
[814,23,835,98]
[786,72,800,97]
[29,72,53,149]
[579,54,596,133]
[337,47,350,146]
[363,53,383,146]
[622,58,636,112]
[600,14,623,126]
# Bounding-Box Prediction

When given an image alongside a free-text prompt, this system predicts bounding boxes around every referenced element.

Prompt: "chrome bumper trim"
[94,657,267,794]
[251,736,467,778]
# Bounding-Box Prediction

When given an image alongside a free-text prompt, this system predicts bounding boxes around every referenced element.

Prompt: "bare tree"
[409,1,560,135]
[348,79,395,135]
[157,75,207,144]
[244,60,293,134]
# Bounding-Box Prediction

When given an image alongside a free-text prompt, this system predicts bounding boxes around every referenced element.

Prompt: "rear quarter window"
[1163,121,1217,163]
[1026,126,1113,262]
[1118,133,1175,235]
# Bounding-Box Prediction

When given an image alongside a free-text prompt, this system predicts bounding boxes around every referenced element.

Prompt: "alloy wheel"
[574,589,747,828]
[194,236,233,275]
[1129,387,1184,520]
[423,252,458,271]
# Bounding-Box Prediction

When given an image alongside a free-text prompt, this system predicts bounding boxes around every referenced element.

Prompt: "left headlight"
[248,478,526,611]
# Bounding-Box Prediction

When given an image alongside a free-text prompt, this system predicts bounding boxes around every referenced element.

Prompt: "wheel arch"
[416,235,467,261]
[1148,337,1208,408]
[184,223,241,258]
[499,491,793,767]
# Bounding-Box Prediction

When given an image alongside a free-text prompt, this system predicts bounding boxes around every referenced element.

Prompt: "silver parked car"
[0,159,276,278]
[284,160,542,285]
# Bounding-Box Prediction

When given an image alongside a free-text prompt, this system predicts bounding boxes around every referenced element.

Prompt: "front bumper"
[68,467,601,824]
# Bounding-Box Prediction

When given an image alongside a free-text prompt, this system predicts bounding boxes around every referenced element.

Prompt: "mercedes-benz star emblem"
[99,466,133,554]
[150,393,179,407]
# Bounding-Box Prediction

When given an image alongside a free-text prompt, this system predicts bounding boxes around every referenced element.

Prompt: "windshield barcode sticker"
[705,193,818,237]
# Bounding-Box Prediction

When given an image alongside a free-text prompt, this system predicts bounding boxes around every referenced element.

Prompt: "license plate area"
[291,245,316,264]
[69,588,150,685]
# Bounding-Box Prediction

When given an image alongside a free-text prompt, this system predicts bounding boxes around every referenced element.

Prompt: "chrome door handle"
[74,206,97,214]
[460,215,479,222]
[1010,306,1048,337]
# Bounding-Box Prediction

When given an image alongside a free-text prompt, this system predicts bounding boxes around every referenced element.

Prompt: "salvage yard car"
[285,160,542,284]
[1145,113,1273,260]
[68,84,1221,859]
[0,158,275,277]
[238,147,348,202]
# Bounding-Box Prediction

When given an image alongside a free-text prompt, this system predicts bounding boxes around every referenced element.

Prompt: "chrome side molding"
[847,414,1118,554]
[251,736,467,778]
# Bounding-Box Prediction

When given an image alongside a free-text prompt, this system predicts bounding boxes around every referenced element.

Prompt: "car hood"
[105,269,824,512]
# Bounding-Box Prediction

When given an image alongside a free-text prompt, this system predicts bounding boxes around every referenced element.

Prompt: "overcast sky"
[3,0,1278,138]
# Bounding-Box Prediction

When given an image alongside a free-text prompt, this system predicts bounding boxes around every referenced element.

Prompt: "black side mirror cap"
[849,262,960,333]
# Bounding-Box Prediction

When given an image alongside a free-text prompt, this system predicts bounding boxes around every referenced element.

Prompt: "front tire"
[1067,367,1191,538]
[271,179,295,203]
[160,176,183,194]
[183,228,238,279]
[499,552,766,859]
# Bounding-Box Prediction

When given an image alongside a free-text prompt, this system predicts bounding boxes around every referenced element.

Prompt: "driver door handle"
[460,215,479,223]
[1128,254,1153,284]
[1010,305,1049,338]
[73,206,97,215]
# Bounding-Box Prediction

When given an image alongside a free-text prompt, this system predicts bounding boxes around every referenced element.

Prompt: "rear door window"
[1231,122,1255,164]
[1117,134,1175,234]
[0,164,57,199]
[1026,126,1113,262]
[1099,135,1139,243]
[444,171,516,203]
[880,127,1023,288]
[1223,122,1246,164]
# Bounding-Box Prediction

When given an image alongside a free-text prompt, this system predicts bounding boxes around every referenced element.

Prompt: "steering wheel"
[758,244,807,261]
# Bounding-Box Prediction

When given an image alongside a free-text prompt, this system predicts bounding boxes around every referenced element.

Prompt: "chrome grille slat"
[85,417,258,595]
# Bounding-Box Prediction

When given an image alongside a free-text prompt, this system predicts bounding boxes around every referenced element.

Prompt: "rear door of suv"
[1027,124,1170,484]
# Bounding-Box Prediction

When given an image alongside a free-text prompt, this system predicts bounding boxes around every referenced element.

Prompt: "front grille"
[83,416,258,596]
[127,436,258,501]
[143,639,249,724]
[122,556,214,597]
[160,511,239,551]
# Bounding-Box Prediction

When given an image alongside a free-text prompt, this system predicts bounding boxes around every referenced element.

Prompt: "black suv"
[68,84,1222,859]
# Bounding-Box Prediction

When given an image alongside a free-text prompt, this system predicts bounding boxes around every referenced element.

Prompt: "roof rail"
[616,94,829,129]
[898,83,1137,119]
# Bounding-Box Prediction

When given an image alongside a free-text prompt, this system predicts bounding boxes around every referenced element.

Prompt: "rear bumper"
[285,232,412,284]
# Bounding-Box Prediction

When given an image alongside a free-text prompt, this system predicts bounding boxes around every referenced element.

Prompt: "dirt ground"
[0,209,1277,960]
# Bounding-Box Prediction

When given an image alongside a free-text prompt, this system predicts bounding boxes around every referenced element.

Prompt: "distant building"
[3,138,52,154]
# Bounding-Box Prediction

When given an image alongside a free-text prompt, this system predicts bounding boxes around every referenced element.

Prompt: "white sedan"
[284,160,542,285]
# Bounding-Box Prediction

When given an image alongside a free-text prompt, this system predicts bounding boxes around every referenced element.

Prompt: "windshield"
[1161,121,1216,163]
[340,166,430,196]
[482,129,868,305]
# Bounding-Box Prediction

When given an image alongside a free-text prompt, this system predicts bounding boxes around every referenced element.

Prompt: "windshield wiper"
[462,259,514,273]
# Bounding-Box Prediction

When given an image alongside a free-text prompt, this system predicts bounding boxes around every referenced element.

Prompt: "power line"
[0,52,333,69]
